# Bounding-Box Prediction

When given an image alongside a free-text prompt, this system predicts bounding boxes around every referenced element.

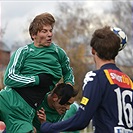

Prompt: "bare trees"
[52,1,133,100]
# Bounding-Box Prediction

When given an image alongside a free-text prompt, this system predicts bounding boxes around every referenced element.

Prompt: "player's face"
[54,97,75,115]
[32,25,53,47]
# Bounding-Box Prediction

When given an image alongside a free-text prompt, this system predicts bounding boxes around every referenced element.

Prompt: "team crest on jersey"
[80,97,89,105]
[104,69,133,89]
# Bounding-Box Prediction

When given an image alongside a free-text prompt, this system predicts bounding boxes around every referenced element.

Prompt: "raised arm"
[59,48,74,86]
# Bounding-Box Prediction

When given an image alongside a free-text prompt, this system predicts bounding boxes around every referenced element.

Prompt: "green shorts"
[0,87,36,133]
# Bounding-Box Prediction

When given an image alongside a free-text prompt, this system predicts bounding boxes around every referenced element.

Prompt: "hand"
[38,73,53,88]
[37,107,46,124]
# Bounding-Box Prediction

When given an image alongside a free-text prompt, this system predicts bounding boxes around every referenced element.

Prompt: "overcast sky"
[0,1,132,67]
[1,1,59,48]
[1,0,113,49]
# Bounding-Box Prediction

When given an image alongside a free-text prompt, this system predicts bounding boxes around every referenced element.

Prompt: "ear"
[32,34,36,40]
[92,48,96,55]
[52,94,58,102]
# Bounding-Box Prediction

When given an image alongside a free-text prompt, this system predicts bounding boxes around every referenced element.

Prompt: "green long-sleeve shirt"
[4,42,74,88]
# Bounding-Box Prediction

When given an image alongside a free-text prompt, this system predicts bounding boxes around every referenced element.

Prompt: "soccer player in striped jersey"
[39,26,133,133]
[0,12,74,133]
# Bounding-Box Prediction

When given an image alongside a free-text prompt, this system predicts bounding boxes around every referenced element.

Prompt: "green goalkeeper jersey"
[4,42,74,88]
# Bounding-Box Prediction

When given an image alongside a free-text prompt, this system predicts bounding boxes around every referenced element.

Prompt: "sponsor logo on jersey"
[104,69,133,89]
[80,97,89,105]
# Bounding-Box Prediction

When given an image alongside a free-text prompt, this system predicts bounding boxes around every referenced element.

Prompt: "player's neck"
[96,58,115,69]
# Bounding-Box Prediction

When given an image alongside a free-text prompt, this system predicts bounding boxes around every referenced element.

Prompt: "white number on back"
[114,88,132,128]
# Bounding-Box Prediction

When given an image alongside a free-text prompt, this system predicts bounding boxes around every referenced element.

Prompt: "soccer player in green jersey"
[33,83,78,133]
[0,12,74,133]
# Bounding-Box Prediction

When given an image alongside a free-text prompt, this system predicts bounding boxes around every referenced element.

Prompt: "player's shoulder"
[84,69,103,79]
[13,44,29,55]
[52,42,66,54]
[83,68,109,86]
[96,63,120,78]
[52,42,60,48]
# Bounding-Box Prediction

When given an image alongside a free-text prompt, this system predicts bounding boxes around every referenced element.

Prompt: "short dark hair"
[51,83,78,98]
[90,26,121,60]
[29,12,55,40]
[51,83,78,105]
